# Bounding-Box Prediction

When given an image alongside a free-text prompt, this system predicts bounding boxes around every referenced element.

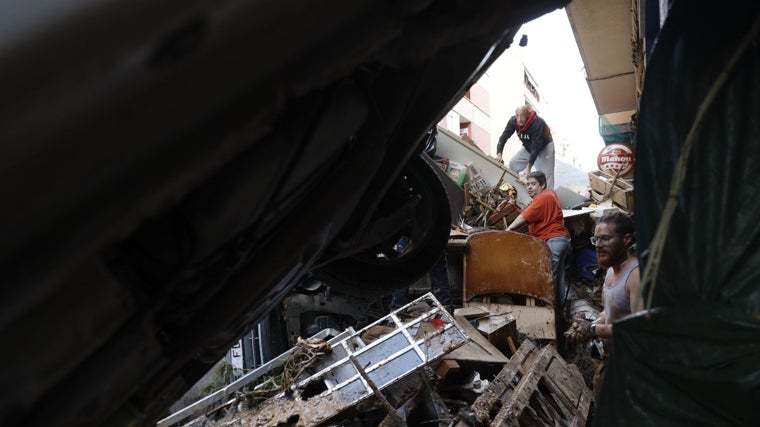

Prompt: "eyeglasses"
[590,235,615,246]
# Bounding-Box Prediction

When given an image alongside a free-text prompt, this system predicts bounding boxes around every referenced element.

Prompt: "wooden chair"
[462,230,556,339]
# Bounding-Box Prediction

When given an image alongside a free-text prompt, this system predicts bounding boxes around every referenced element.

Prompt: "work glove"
[564,319,594,343]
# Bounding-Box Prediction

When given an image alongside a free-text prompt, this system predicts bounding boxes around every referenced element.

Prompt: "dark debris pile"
[459,183,527,233]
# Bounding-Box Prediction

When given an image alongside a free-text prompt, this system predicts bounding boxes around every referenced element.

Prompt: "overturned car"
[0,1,568,426]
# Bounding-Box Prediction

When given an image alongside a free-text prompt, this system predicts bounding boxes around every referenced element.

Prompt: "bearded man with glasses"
[566,211,642,399]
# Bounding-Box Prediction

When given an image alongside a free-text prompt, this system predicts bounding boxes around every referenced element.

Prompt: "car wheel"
[315,154,451,296]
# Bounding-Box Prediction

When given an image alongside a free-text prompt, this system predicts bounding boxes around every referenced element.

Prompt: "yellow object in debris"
[589,203,598,209]
[498,182,516,196]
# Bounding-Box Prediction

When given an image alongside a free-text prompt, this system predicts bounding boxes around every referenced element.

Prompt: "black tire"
[315,154,451,296]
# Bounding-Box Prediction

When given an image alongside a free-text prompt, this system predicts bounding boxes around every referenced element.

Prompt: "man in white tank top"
[565,211,642,398]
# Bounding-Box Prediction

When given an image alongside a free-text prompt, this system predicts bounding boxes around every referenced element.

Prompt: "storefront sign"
[597,143,635,176]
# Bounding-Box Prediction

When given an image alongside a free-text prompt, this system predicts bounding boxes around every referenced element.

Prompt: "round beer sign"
[597,143,634,176]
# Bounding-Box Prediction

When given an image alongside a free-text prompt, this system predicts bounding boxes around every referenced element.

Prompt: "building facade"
[438,28,586,171]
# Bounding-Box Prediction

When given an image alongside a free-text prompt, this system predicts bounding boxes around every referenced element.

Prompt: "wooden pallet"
[460,340,592,426]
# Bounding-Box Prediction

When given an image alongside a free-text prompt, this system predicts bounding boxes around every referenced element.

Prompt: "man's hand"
[564,319,594,343]
[495,152,503,164]
[521,165,531,177]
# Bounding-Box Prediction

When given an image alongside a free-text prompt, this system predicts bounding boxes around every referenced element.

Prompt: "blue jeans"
[546,235,571,308]
[391,254,451,309]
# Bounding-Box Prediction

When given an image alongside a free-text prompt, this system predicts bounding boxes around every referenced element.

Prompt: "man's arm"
[626,265,643,313]
[506,213,527,232]
[593,318,612,339]
[591,271,613,339]
[496,117,517,161]
[595,312,607,325]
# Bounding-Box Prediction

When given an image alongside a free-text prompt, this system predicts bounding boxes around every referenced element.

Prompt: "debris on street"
[167,293,478,426]
[168,292,594,426]
[165,132,617,427]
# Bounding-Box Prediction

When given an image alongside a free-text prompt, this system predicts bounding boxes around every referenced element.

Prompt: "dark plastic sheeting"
[598,306,760,426]
[595,0,760,425]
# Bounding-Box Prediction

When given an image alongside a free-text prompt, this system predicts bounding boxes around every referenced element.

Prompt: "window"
[523,68,541,103]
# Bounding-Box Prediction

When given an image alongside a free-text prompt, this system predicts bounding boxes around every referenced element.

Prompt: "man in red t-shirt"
[506,171,571,307]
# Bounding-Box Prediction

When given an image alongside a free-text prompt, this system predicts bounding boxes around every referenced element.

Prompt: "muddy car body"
[0,1,567,426]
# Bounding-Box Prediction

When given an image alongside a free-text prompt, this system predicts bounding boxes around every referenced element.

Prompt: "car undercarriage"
[0,1,568,426]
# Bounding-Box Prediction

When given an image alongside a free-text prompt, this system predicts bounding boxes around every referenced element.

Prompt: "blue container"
[570,247,598,281]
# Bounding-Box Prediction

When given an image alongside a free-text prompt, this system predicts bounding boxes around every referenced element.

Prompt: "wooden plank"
[465,302,556,340]
[543,359,590,424]
[546,357,583,405]
[542,373,588,426]
[588,170,633,193]
[445,315,509,364]
[590,188,633,211]
[506,336,517,355]
[453,306,490,319]
[533,387,564,423]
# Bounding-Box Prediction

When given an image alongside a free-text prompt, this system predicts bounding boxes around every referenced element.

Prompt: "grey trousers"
[508,141,555,189]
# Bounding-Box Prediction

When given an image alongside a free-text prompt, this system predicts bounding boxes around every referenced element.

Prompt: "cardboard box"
[588,170,634,211]
[447,161,468,185]
[466,164,489,193]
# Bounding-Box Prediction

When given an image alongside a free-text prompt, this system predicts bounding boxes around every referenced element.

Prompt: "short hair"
[598,211,635,242]
[527,171,546,187]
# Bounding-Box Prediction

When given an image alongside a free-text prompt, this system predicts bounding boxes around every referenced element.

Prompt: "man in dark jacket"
[496,105,555,188]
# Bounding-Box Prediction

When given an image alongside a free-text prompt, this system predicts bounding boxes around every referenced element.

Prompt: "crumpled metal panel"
[156,328,350,427]
[242,293,469,426]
